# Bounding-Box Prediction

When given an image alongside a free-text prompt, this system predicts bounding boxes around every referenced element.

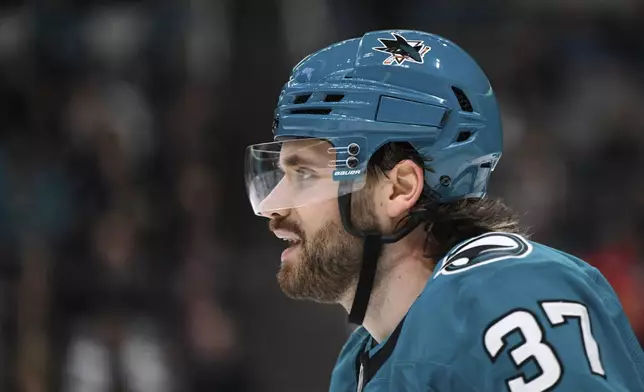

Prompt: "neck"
[341,231,434,343]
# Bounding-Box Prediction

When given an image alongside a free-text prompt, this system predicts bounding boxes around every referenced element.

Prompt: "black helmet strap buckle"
[338,181,421,325]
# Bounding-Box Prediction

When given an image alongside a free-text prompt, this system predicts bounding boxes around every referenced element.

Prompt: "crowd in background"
[0,0,643,391]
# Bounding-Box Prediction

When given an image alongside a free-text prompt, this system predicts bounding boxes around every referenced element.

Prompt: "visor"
[245,137,368,215]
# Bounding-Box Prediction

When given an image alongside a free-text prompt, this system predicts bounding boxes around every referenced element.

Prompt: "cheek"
[295,199,340,234]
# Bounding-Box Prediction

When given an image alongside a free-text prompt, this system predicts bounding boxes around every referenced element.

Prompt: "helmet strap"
[349,232,381,324]
[337,181,421,325]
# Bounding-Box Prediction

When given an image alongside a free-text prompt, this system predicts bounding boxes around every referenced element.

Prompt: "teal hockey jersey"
[330,232,644,391]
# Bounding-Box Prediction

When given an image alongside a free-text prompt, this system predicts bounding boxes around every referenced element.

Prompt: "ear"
[382,160,424,219]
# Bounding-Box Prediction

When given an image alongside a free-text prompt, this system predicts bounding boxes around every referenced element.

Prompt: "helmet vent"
[289,108,332,115]
[451,86,473,112]
[456,130,473,143]
[293,94,311,104]
[324,94,344,102]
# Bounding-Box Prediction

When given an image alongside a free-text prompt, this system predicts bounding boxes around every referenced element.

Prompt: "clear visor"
[245,137,367,216]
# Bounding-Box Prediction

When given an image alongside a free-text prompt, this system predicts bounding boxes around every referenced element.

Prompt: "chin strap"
[348,232,382,324]
[338,181,421,325]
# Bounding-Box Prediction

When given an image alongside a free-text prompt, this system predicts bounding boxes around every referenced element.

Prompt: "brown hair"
[367,142,525,260]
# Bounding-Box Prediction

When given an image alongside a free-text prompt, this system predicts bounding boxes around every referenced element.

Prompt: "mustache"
[269,218,305,240]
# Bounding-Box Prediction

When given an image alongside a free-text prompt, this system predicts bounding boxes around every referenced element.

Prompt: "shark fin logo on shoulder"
[434,233,533,278]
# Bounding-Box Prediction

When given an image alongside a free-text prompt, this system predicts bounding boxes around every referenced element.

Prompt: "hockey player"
[244,30,644,391]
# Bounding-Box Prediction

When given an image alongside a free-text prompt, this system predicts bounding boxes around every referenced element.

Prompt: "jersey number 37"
[483,301,606,392]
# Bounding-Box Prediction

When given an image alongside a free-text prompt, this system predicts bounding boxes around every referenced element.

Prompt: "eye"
[281,166,318,188]
[295,167,315,181]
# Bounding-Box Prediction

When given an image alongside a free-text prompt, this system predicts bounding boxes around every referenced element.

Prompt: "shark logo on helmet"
[373,32,431,65]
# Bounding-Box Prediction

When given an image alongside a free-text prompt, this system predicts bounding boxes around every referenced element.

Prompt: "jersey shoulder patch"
[433,232,533,278]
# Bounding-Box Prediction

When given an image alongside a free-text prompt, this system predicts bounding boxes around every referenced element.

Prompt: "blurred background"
[0,0,643,391]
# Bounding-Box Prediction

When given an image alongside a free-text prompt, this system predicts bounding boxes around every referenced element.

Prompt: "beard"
[271,191,378,303]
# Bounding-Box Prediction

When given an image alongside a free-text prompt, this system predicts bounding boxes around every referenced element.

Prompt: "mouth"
[272,229,303,246]
[272,230,303,261]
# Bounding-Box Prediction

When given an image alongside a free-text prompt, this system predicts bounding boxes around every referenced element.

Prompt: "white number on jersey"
[483,301,606,392]
[540,301,606,376]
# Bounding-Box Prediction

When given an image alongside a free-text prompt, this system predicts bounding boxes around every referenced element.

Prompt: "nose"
[259,205,290,219]
[257,177,292,218]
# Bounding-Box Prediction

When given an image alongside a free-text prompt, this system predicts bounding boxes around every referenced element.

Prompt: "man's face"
[264,139,378,303]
